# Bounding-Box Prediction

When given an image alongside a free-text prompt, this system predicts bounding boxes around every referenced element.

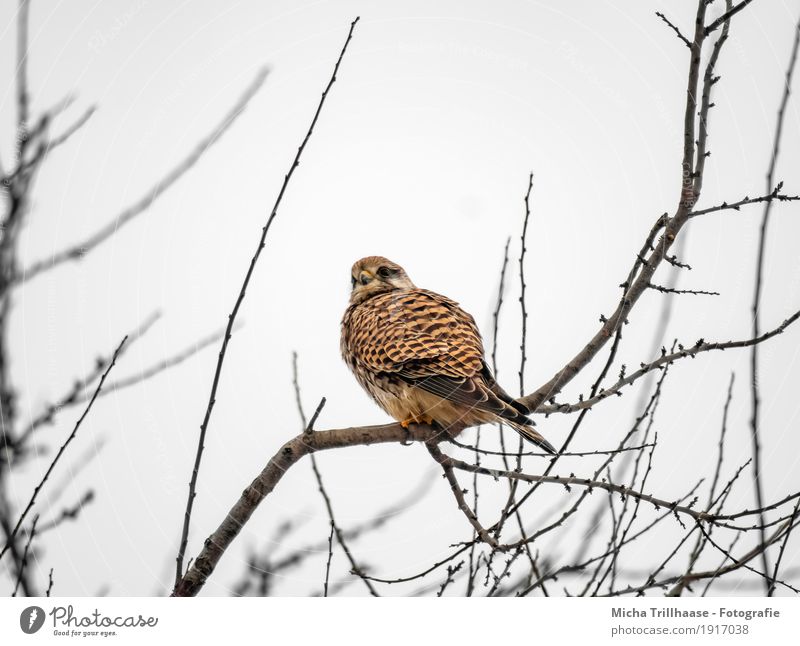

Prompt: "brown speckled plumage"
[340,256,556,453]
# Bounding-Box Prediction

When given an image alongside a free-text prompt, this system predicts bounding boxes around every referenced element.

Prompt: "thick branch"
[172,422,440,596]
[518,2,711,413]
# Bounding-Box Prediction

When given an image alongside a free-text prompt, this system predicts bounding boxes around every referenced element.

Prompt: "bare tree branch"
[647,283,719,296]
[169,3,800,599]
[693,0,732,197]
[705,0,755,36]
[768,497,800,595]
[427,442,500,549]
[11,514,37,597]
[688,184,800,217]
[173,19,360,589]
[16,0,31,134]
[172,422,442,596]
[292,353,377,595]
[751,9,800,596]
[0,335,125,564]
[37,489,94,534]
[517,0,716,414]
[4,106,96,183]
[18,68,270,284]
[538,308,800,415]
[85,324,226,403]
[655,11,692,48]
[15,311,160,447]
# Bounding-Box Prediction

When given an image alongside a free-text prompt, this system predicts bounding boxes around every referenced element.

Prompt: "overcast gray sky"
[1,0,799,596]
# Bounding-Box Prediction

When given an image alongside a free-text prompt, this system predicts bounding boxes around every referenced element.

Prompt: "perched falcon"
[340,256,556,454]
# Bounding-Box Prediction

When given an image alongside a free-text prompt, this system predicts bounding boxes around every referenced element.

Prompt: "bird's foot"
[399,415,436,445]
[400,414,435,429]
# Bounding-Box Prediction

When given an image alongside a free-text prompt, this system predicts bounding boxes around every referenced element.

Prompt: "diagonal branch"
[171,422,442,596]
[517,1,713,414]
[84,324,226,403]
[705,0,754,36]
[173,18,360,590]
[537,308,800,415]
[11,514,37,597]
[5,105,96,183]
[0,335,126,564]
[426,442,500,549]
[14,311,160,447]
[655,11,691,48]
[17,67,270,285]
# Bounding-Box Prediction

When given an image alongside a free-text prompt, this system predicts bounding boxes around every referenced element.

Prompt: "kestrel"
[340,256,556,454]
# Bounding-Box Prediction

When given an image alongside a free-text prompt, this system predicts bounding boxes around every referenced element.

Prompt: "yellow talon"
[400,415,434,429]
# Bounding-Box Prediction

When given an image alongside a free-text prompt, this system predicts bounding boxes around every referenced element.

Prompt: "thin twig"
[19,68,270,284]
[11,514,38,597]
[173,19,359,589]
[292,352,376,595]
[468,236,512,595]
[655,11,692,48]
[516,481,704,597]
[448,437,653,458]
[37,490,94,534]
[16,311,160,445]
[437,561,464,597]
[538,308,800,415]
[647,283,719,296]
[705,0,754,35]
[6,106,96,182]
[768,497,800,595]
[751,10,800,596]
[679,372,736,593]
[323,522,334,597]
[693,0,732,197]
[427,442,499,549]
[517,0,715,414]
[86,325,226,402]
[0,336,126,564]
[518,172,533,398]
[688,185,800,217]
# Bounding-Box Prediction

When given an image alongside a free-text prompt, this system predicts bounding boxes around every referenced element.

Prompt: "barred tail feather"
[507,421,557,454]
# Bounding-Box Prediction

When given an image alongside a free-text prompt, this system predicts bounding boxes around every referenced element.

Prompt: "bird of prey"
[340,256,556,454]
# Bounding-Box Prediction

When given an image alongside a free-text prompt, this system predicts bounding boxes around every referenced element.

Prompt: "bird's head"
[349,256,415,304]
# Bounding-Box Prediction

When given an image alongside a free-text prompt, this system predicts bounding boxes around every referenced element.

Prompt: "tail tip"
[515,424,557,455]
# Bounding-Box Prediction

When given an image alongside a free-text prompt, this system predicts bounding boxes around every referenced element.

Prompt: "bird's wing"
[347,289,526,420]
[347,289,482,376]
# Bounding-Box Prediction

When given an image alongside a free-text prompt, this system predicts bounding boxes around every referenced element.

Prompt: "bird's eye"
[350,276,357,288]
[377,266,392,279]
